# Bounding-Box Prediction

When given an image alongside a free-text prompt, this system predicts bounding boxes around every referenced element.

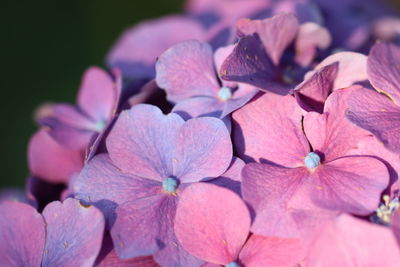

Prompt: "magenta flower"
[0,198,104,266]
[307,214,400,266]
[174,183,304,267]
[37,67,121,158]
[155,40,258,122]
[234,89,389,237]
[74,104,233,266]
[220,13,331,94]
[347,42,400,153]
[107,16,207,80]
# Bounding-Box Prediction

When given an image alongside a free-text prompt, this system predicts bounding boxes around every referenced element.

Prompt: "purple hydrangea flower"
[0,198,105,266]
[74,104,233,266]
[155,40,258,123]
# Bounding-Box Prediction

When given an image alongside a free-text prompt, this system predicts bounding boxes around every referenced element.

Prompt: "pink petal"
[232,93,309,166]
[295,22,331,67]
[368,42,400,103]
[78,67,119,123]
[173,117,232,182]
[174,183,251,265]
[208,157,245,196]
[239,235,304,267]
[306,51,367,90]
[107,16,206,79]
[28,129,84,183]
[311,156,389,215]
[307,214,400,266]
[172,96,225,120]
[0,201,45,266]
[41,198,105,267]
[294,62,338,113]
[242,162,315,238]
[106,104,184,180]
[155,40,219,102]
[236,14,299,65]
[346,86,400,152]
[303,87,372,161]
[393,209,400,245]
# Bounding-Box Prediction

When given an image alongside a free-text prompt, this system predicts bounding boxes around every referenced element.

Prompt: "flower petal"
[368,42,400,103]
[220,34,282,93]
[294,62,338,113]
[175,183,251,265]
[155,40,219,102]
[74,154,161,226]
[173,117,232,182]
[306,51,367,90]
[346,86,400,152]
[236,14,299,65]
[239,235,304,267]
[77,67,119,123]
[0,201,45,267]
[41,198,105,267]
[307,214,400,266]
[232,93,309,166]
[28,129,84,183]
[311,156,389,215]
[106,104,184,180]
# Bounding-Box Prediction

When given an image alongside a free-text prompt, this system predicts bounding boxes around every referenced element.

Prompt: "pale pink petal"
[306,52,367,90]
[307,214,400,267]
[175,183,251,265]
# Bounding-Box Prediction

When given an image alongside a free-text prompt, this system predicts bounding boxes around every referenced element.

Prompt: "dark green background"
[1,0,184,188]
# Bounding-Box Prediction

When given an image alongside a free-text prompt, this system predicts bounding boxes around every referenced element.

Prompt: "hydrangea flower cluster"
[3,0,400,266]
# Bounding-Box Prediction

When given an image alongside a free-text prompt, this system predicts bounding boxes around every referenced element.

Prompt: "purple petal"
[232,93,309,166]
[221,85,258,118]
[220,34,282,93]
[28,129,84,183]
[294,62,338,113]
[174,183,251,265]
[236,14,299,65]
[346,86,400,152]
[111,195,170,259]
[307,51,367,90]
[295,22,331,67]
[106,104,184,180]
[77,67,119,123]
[0,201,45,267]
[173,116,232,182]
[368,42,400,103]
[74,154,161,226]
[107,16,206,79]
[155,40,219,102]
[41,198,105,267]
[311,156,389,215]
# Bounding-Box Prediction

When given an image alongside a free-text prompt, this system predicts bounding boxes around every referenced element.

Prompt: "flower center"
[304,152,320,169]
[217,87,232,101]
[162,177,179,194]
[94,120,106,132]
[225,262,240,267]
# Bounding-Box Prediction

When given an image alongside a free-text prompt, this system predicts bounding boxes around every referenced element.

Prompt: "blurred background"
[2,0,400,189]
[1,0,184,188]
